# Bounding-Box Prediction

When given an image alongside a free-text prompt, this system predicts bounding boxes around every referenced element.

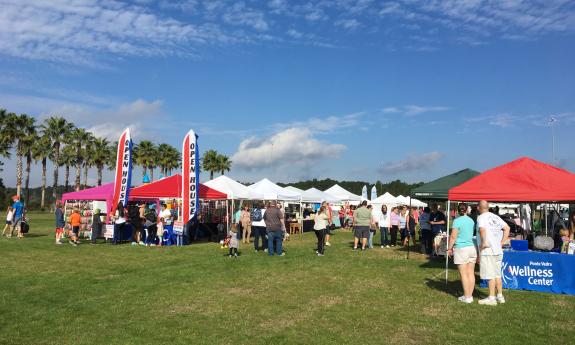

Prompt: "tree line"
[0,110,232,210]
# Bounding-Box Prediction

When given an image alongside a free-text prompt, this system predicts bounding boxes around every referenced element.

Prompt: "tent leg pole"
[445,201,451,285]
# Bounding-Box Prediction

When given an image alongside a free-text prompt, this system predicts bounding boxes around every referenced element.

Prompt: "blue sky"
[1,0,574,187]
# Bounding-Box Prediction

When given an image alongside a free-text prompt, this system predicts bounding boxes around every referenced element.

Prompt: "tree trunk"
[83,164,88,189]
[16,148,23,197]
[75,161,81,191]
[65,165,70,192]
[97,165,103,186]
[142,166,148,179]
[41,157,47,210]
[210,171,214,180]
[25,153,32,204]
[150,167,154,181]
[52,143,60,202]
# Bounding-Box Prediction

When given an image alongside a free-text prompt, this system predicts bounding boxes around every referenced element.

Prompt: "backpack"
[251,209,262,222]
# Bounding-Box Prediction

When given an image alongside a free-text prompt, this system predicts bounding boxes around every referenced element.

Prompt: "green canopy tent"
[410,168,480,201]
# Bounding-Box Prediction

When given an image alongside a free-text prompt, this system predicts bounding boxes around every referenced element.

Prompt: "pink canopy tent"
[61,183,115,216]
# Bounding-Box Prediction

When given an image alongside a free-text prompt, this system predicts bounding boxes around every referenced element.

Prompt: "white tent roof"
[301,188,341,203]
[248,178,301,201]
[324,184,362,201]
[204,175,263,200]
[371,192,398,205]
[285,186,304,194]
[395,195,409,205]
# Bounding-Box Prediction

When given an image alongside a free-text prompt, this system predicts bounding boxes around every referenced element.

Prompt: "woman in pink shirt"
[389,207,400,247]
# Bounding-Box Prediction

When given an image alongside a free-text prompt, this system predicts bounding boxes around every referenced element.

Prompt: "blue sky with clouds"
[1,0,574,187]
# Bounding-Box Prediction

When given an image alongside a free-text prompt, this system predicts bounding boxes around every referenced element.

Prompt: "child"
[68,208,81,246]
[156,217,165,246]
[91,208,102,245]
[54,202,64,244]
[228,224,239,257]
[2,206,13,237]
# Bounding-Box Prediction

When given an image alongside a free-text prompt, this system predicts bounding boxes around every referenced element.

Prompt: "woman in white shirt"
[314,206,330,256]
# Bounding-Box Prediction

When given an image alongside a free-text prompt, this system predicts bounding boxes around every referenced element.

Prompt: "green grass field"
[0,212,573,345]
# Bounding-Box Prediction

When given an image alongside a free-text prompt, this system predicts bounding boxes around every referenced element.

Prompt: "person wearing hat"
[11,195,25,238]
[91,208,103,245]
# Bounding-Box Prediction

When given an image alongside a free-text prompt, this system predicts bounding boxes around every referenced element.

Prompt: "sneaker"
[234,253,239,257]
[55,241,63,245]
[496,295,506,304]
[325,242,331,246]
[131,242,138,246]
[381,245,384,249]
[353,247,357,251]
[264,249,268,253]
[478,297,497,306]
[458,296,473,304]
[68,240,75,246]
[279,253,286,256]
[138,241,145,246]
[386,245,390,248]
[317,253,324,256]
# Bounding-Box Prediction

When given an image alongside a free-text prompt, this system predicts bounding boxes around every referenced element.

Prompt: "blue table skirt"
[482,250,575,295]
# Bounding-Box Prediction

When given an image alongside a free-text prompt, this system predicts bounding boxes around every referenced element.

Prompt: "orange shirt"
[70,213,81,227]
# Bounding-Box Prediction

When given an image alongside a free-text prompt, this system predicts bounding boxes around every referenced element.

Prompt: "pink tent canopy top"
[61,183,115,203]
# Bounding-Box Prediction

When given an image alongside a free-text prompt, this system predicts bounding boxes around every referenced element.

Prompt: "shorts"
[325,227,332,235]
[454,246,478,265]
[354,226,369,239]
[55,228,64,235]
[6,220,12,225]
[480,254,503,280]
[72,226,80,235]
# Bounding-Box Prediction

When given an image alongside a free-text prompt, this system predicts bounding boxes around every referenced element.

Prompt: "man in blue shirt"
[11,195,25,238]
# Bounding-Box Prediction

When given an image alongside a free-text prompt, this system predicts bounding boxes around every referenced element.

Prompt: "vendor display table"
[500,250,575,295]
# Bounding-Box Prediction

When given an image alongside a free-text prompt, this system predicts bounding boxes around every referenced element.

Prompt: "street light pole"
[549,116,557,165]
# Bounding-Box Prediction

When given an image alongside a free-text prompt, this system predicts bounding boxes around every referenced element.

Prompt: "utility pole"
[549,116,557,165]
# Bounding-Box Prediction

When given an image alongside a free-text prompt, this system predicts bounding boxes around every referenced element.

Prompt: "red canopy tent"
[448,157,575,202]
[130,174,227,200]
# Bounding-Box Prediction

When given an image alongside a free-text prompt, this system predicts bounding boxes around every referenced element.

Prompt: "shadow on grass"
[23,234,49,238]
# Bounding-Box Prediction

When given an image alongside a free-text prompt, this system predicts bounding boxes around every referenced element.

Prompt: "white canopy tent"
[248,178,301,201]
[324,184,362,203]
[301,188,341,203]
[204,175,263,200]
[370,192,399,206]
[285,186,304,195]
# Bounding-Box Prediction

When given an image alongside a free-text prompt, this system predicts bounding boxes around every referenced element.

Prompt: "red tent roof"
[448,157,575,202]
[130,174,227,200]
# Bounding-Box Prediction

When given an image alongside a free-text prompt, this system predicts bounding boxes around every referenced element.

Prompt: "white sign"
[103,224,115,239]
[173,221,184,236]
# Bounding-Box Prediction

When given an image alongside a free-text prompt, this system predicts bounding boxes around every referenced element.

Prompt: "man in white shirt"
[476,200,510,306]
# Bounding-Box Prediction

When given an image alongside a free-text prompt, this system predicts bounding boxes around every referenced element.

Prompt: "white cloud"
[278,112,364,133]
[335,18,361,30]
[383,105,451,116]
[222,2,269,31]
[231,128,346,171]
[380,151,444,174]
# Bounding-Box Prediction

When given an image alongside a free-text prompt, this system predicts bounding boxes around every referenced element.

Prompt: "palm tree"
[32,135,52,210]
[0,109,13,170]
[216,154,232,176]
[134,140,155,180]
[167,146,181,175]
[156,143,171,176]
[41,117,74,202]
[4,113,36,197]
[92,137,111,186]
[202,149,219,180]
[59,145,76,192]
[82,135,96,189]
[22,122,38,203]
[68,128,92,191]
